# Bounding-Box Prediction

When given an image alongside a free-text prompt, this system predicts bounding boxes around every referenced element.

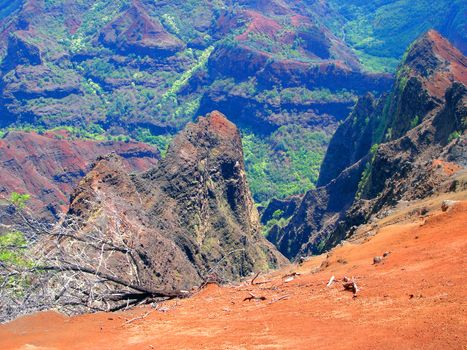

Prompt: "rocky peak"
[385,30,466,140]
[65,112,286,292]
[139,111,285,274]
[404,30,466,87]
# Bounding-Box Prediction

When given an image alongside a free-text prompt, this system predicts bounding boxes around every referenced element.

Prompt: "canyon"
[0,2,465,349]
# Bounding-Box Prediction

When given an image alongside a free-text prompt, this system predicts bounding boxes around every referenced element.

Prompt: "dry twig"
[123,310,154,325]
[243,292,267,302]
[268,295,289,304]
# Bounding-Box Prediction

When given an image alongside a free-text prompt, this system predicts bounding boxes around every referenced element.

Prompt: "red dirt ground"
[1,201,466,350]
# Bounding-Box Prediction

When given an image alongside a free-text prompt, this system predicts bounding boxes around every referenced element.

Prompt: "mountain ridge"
[265,30,466,258]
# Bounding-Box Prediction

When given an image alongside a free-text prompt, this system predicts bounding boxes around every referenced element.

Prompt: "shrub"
[448,131,461,143]
[10,192,31,210]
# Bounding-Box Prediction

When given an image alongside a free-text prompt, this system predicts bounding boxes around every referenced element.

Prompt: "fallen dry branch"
[250,272,272,285]
[251,272,261,285]
[123,310,154,325]
[243,292,267,302]
[282,272,301,279]
[0,197,193,322]
[254,279,273,285]
[282,272,301,283]
[258,286,279,291]
[269,295,289,304]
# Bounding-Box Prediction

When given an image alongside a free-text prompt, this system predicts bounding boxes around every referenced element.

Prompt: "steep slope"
[320,29,466,187]
[2,199,466,349]
[66,154,202,294]
[267,31,467,259]
[65,111,286,295]
[0,130,160,219]
[136,111,286,277]
[317,93,381,186]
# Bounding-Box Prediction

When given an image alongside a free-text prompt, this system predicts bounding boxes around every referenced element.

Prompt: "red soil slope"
[1,200,466,350]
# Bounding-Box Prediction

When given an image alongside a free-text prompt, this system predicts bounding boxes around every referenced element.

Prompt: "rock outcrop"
[267,31,467,259]
[66,111,286,291]
[385,30,467,140]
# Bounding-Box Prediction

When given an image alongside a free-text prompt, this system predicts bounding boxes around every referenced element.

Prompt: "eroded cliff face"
[385,30,467,140]
[317,93,381,187]
[67,154,201,292]
[266,31,467,259]
[66,111,287,291]
[0,130,160,219]
[97,0,185,57]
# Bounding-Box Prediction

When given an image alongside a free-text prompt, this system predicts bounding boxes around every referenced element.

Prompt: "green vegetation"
[261,216,291,236]
[243,31,311,62]
[134,129,173,157]
[352,50,399,73]
[448,131,461,143]
[272,209,284,220]
[158,46,214,108]
[356,143,379,199]
[67,0,130,53]
[0,193,34,294]
[410,115,420,129]
[0,230,34,296]
[243,126,331,203]
[328,0,466,72]
[0,231,31,267]
[257,87,357,105]
[161,13,180,35]
[10,192,31,210]
[0,124,130,142]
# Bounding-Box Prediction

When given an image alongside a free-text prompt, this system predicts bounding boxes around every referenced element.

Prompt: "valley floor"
[1,196,466,350]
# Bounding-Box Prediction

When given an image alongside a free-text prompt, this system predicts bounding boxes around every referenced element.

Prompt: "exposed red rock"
[236,10,284,42]
[0,131,160,218]
[209,43,392,93]
[405,30,467,99]
[97,0,185,57]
